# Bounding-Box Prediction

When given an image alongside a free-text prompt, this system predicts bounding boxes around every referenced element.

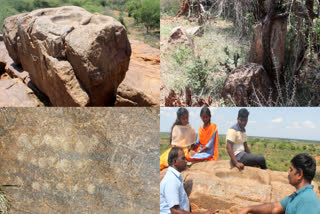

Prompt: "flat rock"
[3,6,131,106]
[180,161,320,213]
[117,39,159,106]
[186,26,204,37]
[0,78,42,107]
[0,108,159,213]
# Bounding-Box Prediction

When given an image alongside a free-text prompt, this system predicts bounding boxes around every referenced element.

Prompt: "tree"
[131,0,160,33]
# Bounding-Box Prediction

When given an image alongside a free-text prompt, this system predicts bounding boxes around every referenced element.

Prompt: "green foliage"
[160,0,180,17]
[131,0,160,33]
[125,0,140,17]
[118,12,127,29]
[278,143,288,150]
[171,45,193,65]
[290,145,295,150]
[220,46,240,72]
[185,56,211,94]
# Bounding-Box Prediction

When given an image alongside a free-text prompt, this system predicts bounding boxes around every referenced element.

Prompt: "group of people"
[160,107,320,214]
[160,107,266,171]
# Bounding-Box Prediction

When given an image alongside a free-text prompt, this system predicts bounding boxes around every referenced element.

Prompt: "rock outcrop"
[222,63,273,106]
[162,161,320,213]
[116,39,160,106]
[168,26,194,48]
[248,19,287,71]
[0,108,159,213]
[0,78,42,107]
[3,6,131,106]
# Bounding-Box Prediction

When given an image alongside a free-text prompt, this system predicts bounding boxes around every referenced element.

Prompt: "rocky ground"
[0,108,159,213]
[0,7,159,107]
[160,160,320,214]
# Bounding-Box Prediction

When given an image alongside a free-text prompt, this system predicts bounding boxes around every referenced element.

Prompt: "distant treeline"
[0,0,159,33]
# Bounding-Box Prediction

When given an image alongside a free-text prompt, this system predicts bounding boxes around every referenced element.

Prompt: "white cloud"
[286,122,301,129]
[248,121,256,124]
[303,120,316,129]
[271,117,283,123]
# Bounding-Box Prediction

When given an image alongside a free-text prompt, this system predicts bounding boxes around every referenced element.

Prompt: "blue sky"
[160,107,320,141]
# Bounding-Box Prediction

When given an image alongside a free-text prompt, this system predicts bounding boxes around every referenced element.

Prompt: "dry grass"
[161,17,250,105]
[0,189,9,214]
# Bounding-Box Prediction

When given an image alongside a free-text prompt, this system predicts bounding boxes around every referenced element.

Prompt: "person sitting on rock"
[160,147,219,214]
[186,107,219,162]
[226,108,267,170]
[160,107,196,171]
[237,153,320,214]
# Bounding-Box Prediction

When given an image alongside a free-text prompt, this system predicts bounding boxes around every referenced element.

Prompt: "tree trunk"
[262,0,277,81]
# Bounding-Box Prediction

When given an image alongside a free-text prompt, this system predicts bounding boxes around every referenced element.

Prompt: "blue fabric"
[280,185,320,214]
[190,132,216,160]
[160,167,190,214]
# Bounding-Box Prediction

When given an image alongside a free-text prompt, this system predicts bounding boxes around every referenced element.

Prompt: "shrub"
[171,45,193,65]
[185,56,211,94]
[160,0,180,17]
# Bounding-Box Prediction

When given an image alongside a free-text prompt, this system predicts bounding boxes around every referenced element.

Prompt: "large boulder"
[0,108,159,213]
[180,161,320,213]
[222,63,273,106]
[3,6,131,106]
[0,78,42,107]
[248,19,287,71]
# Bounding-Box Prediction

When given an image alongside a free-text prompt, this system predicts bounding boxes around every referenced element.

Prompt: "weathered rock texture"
[222,63,273,106]
[0,79,42,107]
[116,39,160,106]
[168,27,194,48]
[0,108,159,213]
[3,6,131,106]
[177,161,319,213]
[249,19,287,71]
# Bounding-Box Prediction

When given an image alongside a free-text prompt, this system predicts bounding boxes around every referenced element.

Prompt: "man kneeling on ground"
[226,108,267,170]
[238,153,320,214]
[160,147,218,214]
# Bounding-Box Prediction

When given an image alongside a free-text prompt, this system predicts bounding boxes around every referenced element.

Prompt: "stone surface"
[0,41,13,71]
[222,63,273,106]
[175,161,320,213]
[0,108,159,213]
[249,19,287,71]
[167,26,194,48]
[3,6,131,106]
[0,78,42,107]
[116,39,159,106]
[186,26,204,37]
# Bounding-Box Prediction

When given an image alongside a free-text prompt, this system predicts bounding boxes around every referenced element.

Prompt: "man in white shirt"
[160,147,218,214]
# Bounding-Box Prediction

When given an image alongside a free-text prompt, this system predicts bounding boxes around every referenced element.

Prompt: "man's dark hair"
[291,153,316,183]
[200,107,211,122]
[168,147,183,166]
[238,108,249,118]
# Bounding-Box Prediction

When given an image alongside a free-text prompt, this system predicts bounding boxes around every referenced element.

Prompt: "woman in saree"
[186,107,219,161]
[160,108,195,170]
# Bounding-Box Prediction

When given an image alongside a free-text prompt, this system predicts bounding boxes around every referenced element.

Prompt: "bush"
[133,0,160,33]
[160,0,180,17]
[278,143,288,150]
[185,56,211,94]
[171,45,193,65]
[118,12,127,29]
